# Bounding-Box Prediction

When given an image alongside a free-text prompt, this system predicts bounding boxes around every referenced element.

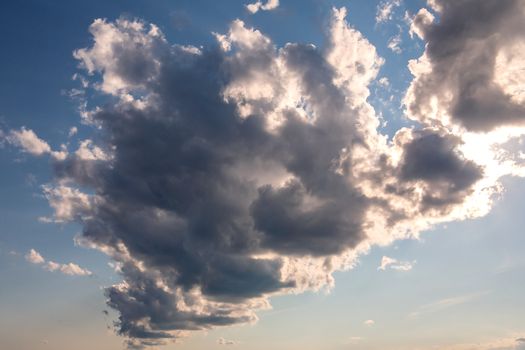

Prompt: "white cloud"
[378,255,415,271]
[246,0,279,14]
[25,249,45,264]
[25,248,92,276]
[376,0,402,24]
[364,319,375,327]
[7,127,68,160]
[387,33,402,54]
[40,185,93,223]
[217,337,238,346]
[75,139,110,161]
[8,127,51,156]
[45,261,92,276]
[68,126,78,137]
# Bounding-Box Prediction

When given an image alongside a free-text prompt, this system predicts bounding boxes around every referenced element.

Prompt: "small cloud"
[68,127,78,137]
[24,249,91,276]
[364,319,375,327]
[246,0,279,14]
[25,248,45,264]
[387,34,402,54]
[8,127,51,156]
[378,256,415,271]
[217,337,238,346]
[6,127,68,160]
[376,0,402,24]
[45,261,92,276]
[377,77,390,87]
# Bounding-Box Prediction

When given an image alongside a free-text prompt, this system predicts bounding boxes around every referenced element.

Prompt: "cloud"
[377,256,415,271]
[387,33,402,54]
[246,0,279,14]
[405,0,525,131]
[8,127,51,155]
[376,0,402,24]
[44,261,92,276]
[68,126,78,137]
[22,4,525,348]
[364,319,375,327]
[437,334,525,350]
[6,127,67,160]
[409,291,490,319]
[25,248,45,264]
[217,337,238,346]
[24,249,91,276]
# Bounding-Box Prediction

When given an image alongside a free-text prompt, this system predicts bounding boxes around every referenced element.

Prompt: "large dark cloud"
[407,0,525,131]
[30,7,507,348]
[47,15,383,347]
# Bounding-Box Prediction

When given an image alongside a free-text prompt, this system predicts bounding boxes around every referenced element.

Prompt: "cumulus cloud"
[25,249,91,276]
[405,0,525,131]
[6,127,67,160]
[246,0,279,14]
[45,261,92,276]
[377,256,415,271]
[25,248,45,264]
[8,127,51,155]
[409,291,490,319]
[19,3,524,348]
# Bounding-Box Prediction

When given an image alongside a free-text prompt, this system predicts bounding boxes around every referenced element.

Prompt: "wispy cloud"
[408,291,491,319]
[217,337,238,346]
[378,256,415,271]
[376,0,402,24]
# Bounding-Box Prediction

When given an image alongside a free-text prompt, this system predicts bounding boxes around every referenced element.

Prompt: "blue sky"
[1,1,524,349]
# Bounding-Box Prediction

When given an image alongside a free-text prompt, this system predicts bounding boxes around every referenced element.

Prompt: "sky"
[0,0,524,349]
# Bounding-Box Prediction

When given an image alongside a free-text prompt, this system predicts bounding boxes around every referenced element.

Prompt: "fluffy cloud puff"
[26,4,524,348]
[25,248,92,276]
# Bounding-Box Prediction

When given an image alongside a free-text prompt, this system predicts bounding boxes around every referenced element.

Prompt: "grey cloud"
[407,0,525,131]
[35,7,507,348]
[53,16,373,345]
[399,130,482,211]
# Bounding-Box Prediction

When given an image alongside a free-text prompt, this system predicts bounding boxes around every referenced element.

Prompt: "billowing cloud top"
[8,1,525,348]
[406,0,525,131]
